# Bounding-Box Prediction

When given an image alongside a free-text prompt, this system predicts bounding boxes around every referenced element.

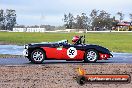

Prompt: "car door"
[50,43,65,59]
[42,43,63,59]
[60,44,85,60]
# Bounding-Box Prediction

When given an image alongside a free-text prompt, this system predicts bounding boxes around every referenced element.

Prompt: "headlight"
[24,44,29,49]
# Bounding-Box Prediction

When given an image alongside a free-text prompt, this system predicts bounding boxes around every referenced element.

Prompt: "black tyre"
[30,49,45,64]
[77,76,86,85]
[84,49,99,63]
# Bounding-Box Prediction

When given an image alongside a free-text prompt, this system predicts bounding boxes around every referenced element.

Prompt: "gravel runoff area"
[0,64,132,88]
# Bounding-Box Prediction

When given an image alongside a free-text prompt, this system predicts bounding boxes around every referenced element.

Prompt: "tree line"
[63,9,132,31]
[0,9,16,31]
[0,9,132,31]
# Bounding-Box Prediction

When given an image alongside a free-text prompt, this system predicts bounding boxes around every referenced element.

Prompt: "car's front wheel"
[84,49,99,63]
[30,49,45,64]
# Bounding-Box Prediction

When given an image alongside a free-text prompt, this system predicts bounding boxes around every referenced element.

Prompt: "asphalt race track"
[0,53,132,65]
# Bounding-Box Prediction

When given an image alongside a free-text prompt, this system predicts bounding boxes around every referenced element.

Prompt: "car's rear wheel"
[84,49,99,63]
[30,49,45,64]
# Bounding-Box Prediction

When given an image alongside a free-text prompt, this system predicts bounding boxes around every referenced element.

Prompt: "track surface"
[0,53,132,65]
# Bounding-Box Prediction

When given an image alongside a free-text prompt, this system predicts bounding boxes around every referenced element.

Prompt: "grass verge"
[0,32,132,53]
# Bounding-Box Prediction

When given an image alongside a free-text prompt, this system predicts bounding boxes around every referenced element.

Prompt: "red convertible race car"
[23,36,113,64]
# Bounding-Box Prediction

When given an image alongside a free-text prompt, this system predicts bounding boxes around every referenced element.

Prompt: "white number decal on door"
[67,47,77,58]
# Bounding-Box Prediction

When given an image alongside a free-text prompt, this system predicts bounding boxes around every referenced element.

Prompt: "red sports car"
[23,36,113,64]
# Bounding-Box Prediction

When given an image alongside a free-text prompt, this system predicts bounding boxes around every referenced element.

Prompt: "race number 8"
[67,47,77,58]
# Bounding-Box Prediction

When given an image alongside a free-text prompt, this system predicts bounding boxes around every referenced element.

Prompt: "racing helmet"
[72,36,80,43]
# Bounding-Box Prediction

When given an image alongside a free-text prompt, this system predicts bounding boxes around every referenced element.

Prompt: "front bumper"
[23,49,28,56]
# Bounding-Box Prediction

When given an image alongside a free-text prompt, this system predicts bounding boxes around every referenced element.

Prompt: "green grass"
[0,32,132,53]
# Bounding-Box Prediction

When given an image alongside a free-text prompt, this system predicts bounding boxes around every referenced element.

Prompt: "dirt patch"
[0,64,132,88]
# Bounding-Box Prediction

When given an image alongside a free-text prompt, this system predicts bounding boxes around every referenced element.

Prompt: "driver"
[72,36,82,45]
